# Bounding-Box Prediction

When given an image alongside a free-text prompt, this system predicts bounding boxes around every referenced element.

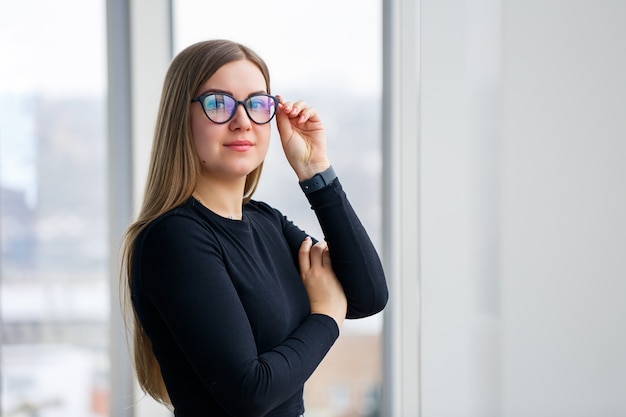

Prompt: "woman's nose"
[229,103,252,129]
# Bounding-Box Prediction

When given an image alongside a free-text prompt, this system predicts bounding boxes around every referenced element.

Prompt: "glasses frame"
[191,92,279,125]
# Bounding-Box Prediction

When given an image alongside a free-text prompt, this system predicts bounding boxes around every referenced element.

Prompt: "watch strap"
[299,165,337,194]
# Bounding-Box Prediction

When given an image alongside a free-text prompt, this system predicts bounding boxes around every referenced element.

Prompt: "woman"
[122,39,388,417]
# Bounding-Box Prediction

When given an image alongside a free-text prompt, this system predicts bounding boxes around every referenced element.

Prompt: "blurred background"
[1,0,625,416]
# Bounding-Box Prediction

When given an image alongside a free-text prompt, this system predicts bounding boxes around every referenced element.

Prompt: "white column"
[107,0,172,416]
[129,0,172,214]
[107,1,135,416]
[382,0,421,415]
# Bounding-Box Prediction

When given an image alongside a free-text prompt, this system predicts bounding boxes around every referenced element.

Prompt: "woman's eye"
[248,97,268,111]
[206,95,227,111]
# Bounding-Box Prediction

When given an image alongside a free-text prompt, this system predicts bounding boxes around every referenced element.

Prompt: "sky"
[0,0,108,98]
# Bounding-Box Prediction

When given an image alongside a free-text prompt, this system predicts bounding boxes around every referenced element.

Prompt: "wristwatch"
[299,165,337,194]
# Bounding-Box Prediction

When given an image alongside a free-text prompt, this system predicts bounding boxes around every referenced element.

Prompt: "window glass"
[174,1,383,416]
[0,1,109,416]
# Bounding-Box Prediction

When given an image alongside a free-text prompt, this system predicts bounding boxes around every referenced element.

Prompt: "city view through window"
[0,1,109,416]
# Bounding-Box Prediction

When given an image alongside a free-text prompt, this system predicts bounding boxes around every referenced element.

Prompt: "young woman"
[121,39,388,417]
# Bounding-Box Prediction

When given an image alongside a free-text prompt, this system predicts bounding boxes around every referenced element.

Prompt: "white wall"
[500,1,626,416]
[420,1,626,416]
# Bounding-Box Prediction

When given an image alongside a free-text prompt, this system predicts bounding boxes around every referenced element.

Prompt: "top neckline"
[189,196,248,224]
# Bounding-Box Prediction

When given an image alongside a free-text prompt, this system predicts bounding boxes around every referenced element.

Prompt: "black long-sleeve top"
[131,178,388,417]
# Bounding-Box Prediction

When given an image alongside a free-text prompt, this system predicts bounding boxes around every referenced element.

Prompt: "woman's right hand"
[298,237,347,329]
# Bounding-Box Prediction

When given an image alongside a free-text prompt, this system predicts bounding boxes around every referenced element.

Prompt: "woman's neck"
[193,176,246,220]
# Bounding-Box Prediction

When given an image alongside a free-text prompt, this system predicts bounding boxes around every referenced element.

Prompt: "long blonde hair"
[120,39,272,405]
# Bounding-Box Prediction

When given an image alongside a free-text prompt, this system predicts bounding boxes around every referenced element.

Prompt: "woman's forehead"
[199,60,267,95]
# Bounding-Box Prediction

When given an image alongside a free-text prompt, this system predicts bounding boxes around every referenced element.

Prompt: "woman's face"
[190,59,271,182]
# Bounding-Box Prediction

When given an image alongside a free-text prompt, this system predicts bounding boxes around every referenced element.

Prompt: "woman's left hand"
[275,96,331,181]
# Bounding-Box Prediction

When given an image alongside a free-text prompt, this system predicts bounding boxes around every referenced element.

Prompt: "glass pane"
[0,1,109,416]
[173,2,382,416]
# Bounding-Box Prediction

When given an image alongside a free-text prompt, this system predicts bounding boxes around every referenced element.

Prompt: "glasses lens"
[246,95,276,124]
[203,94,236,123]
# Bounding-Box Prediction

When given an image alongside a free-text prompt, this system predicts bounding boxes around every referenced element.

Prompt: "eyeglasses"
[191,92,278,125]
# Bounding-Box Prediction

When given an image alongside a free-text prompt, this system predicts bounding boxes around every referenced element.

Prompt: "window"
[0,1,109,416]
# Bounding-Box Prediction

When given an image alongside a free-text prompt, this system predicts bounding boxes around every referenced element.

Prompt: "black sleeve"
[289,178,389,319]
[136,215,339,417]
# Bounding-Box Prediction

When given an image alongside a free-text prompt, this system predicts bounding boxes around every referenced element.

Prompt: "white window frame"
[107,0,173,416]
[381,0,421,415]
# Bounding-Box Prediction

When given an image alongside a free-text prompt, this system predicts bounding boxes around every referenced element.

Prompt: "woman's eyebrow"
[197,88,232,96]
[197,89,268,98]
[247,90,269,96]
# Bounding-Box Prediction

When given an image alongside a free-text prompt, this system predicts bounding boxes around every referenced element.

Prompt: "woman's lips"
[225,140,253,152]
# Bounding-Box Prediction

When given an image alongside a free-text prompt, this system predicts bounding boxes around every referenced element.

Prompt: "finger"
[281,100,308,118]
[275,109,293,141]
[296,107,318,124]
[275,97,297,136]
[290,100,307,116]
[321,246,332,267]
[298,236,313,272]
[277,97,295,115]
[309,241,327,269]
